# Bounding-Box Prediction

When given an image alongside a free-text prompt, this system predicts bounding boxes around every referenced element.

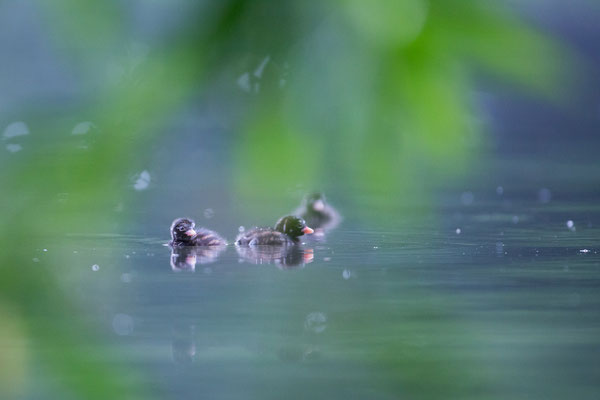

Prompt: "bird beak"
[302,226,314,235]
[313,200,325,211]
[185,229,197,237]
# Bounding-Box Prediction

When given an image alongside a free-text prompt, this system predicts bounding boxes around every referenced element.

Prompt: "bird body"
[169,218,227,247]
[235,215,313,246]
[294,193,340,231]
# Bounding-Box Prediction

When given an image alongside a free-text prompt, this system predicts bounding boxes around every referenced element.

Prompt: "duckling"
[235,215,314,246]
[293,192,340,231]
[169,218,227,247]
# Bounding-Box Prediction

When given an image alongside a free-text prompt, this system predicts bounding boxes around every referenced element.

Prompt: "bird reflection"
[236,245,314,269]
[170,245,226,272]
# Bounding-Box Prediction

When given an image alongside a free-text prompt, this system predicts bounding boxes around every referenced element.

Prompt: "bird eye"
[178,226,186,231]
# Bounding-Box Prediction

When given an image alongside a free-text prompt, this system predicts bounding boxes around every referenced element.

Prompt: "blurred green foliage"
[1,0,567,398]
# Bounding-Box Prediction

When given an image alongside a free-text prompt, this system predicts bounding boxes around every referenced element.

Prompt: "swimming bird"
[169,218,227,247]
[293,192,340,231]
[235,215,313,246]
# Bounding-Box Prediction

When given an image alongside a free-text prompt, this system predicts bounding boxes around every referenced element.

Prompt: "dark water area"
[25,149,599,400]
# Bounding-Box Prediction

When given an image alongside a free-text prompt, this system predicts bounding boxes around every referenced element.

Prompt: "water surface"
[29,156,600,399]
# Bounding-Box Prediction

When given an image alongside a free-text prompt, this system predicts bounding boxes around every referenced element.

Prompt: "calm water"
[24,155,600,400]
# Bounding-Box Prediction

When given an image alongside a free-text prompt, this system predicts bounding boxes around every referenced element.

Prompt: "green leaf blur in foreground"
[228,0,566,218]
[1,0,568,398]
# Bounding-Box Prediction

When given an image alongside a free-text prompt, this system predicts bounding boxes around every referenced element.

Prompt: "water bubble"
[455,228,461,235]
[133,170,151,191]
[460,191,474,205]
[342,269,352,280]
[496,186,504,195]
[203,208,214,219]
[566,220,575,231]
[6,143,22,153]
[254,55,270,78]
[91,264,100,271]
[579,249,591,254]
[3,121,29,139]
[238,226,245,233]
[112,313,134,336]
[43,249,48,252]
[32,258,40,263]
[237,72,251,92]
[304,312,327,334]
[71,121,95,135]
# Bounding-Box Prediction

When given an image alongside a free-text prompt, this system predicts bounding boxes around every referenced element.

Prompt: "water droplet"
[455,228,461,234]
[342,269,352,280]
[32,257,40,263]
[237,72,251,92]
[238,226,245,233]
[43,249,48,252]
[460,191,474,205]
[3,121,29,139]
[304,312,327,334]
[133,170,151,191]
[496,186,504,195]
[579,249,591,254]
[71,121,95,135]
[112,313,134,336]
[91,264,100,271]
[254,55,270,78]
[566,220,575,231]
[203,208,214,219]
[6,143,22,153]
